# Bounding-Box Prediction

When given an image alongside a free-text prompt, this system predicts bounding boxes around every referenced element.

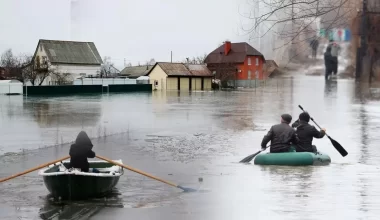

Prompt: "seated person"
[68,131,98,172]
[261,114,299,153]
[291,112,326,153]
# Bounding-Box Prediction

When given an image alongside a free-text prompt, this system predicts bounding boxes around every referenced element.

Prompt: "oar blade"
[239,150,261,163]
[328,136,348,157]
[177,185,197,193]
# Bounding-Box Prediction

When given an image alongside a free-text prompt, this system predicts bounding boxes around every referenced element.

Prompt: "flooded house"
[204,41,266,88]
[146,62,213,91]
[30,39,103,85]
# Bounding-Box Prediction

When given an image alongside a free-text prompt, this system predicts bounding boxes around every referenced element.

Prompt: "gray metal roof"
[120,65,153,78]
[35,39,103,65]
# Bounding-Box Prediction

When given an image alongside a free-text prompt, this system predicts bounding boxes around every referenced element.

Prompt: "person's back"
[291,112,325,152]
[261,114,299,153]
[68,131,96,172]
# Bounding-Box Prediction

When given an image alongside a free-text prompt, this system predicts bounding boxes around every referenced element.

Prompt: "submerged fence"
[23,84,152,96]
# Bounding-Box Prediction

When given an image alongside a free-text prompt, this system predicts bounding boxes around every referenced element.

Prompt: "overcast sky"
[0,0,259,69]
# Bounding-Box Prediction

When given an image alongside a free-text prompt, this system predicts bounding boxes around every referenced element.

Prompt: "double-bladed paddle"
[298,105,348,157]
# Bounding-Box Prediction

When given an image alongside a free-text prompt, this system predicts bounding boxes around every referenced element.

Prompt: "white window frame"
[255,58,259,66]
[248,57,252,65]
[248,70,252,79]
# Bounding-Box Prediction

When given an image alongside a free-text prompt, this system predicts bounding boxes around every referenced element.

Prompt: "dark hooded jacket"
[292,120,325,152]
[261,122,299,152]
[68,131,95,172]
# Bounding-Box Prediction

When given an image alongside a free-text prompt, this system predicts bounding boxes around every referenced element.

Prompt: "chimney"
[224,41,231,56]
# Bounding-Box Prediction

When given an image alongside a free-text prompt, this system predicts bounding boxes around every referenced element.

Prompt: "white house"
[31,39,103,85]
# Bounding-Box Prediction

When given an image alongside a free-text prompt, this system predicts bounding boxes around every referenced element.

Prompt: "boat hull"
[39,160,123,200]
[254,152,331,166]
[42,174,120,200]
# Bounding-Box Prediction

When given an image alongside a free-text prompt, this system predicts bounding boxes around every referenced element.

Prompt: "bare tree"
[207,63,237,88]
[51,70,72,85]
[240,0,357,61]
[0,49,27,83]
[100,56,114,78]
[22,55,50,86]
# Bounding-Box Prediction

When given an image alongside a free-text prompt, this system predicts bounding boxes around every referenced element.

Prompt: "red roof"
[204,42,265,64]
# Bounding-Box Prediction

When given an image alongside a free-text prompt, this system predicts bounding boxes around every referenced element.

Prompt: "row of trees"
[0,49,71,85]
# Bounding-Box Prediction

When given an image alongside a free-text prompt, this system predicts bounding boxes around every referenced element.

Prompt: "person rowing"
[291,112,326,153]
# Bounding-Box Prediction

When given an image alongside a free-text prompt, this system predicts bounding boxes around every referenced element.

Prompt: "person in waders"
[261,114,299,153]
[68,131,99,173]
[291,112,326,153]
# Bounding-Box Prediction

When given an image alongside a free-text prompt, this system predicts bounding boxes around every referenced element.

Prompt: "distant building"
[31,39,103,85]
[146,62,213,91]
[120,65,154,79]
[204,41,266,88]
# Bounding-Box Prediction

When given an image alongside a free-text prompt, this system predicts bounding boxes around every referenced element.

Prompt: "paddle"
[298,105,348,157]
[239,146,269,163]
[0,156,71,183]
[95,155,196,192]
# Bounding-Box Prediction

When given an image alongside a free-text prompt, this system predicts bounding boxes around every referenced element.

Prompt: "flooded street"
[1,74,380,219]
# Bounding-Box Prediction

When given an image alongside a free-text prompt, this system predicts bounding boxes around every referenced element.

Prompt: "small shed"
[0,80,23,95]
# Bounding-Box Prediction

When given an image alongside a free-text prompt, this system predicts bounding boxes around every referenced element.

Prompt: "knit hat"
[299,112,310,123]
[281,114,292,124]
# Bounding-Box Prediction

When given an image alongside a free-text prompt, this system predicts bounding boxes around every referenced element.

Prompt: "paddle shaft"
[0,156,70,183]
[95,155,178,188]
[298,106,329,136]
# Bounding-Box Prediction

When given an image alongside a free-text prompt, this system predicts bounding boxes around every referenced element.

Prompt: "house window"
[248,57,251,65]
[255,70,259,79]
[42,56,47,64]
[40,46,42,52]
[256,58,259,66]
[248,70,252,79]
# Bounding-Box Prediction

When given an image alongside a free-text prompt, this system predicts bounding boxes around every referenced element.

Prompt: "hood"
[74,131,93,149]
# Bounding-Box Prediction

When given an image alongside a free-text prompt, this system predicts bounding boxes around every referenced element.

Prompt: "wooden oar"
[96,155,196,192]
[0,156,70,183]
[298,105,348,157]
[239,146,269,163]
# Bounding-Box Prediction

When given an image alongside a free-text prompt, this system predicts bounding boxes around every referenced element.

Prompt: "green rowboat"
[254,151,331,166]
[38,159,124,200]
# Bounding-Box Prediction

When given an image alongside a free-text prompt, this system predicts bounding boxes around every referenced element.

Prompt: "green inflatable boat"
[254,151,331,166]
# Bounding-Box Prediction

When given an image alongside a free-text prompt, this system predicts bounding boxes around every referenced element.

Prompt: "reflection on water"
[324,80,338,97]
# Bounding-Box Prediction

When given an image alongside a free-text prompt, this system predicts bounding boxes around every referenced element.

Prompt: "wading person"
[310,37,319,60]
[261,114,299,153]
[68,131,98,172]
[324,47,336,80]
[291,112,326,153]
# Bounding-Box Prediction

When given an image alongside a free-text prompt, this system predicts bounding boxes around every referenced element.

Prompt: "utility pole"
[355,0,368,81]
[171,51,173,63]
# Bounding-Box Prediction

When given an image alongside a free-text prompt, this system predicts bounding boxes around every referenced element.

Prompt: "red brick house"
[204,41,266,87]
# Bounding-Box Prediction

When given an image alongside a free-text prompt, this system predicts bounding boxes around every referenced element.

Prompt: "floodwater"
[1,73,380,219]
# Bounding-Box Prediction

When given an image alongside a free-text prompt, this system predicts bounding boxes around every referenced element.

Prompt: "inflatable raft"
[254,151,331,166]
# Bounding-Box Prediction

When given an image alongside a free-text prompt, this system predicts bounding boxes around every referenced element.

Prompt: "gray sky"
[0,0,255,69]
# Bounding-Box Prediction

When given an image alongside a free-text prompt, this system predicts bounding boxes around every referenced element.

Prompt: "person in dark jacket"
[68,131,96,172]
[324,47,336,80]
[291,112,326,153]
[261,114,299,153]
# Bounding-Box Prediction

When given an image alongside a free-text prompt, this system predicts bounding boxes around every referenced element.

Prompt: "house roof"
[147,62,213,77]
[204,42,265,64]
[120,65,154,77]
[33,39,103,65]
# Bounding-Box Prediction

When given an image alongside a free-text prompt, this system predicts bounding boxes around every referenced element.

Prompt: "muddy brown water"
[1,76,380,219]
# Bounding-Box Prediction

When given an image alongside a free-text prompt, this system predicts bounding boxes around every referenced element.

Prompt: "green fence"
[24,84,152,95]
[108,84,151,92]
